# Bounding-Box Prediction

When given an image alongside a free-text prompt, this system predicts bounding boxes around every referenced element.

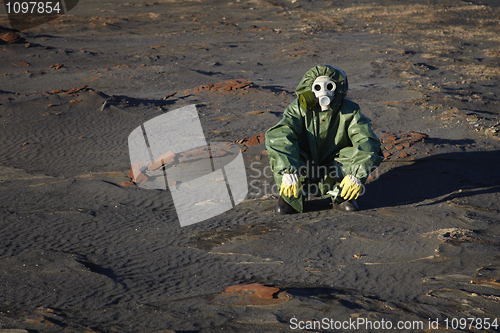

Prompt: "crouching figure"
[265,64,383,214]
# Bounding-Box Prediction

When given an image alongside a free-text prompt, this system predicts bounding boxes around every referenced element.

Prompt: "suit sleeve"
[338,110,383,183]
[265,100,303,183]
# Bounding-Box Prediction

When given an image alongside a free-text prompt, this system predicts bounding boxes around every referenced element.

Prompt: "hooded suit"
[265,64,383,212]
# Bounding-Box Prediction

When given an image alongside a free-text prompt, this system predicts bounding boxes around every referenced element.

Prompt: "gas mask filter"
[313,76,336,111]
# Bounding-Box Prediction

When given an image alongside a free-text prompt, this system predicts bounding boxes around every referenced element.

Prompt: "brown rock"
[383,152,391,158]
[395,145,404,150]
[384,145,393,150]
[400,152,408,158]
[213,116,235,122]
[257,132,265,143]
[380,131,427,145]
[217,79,252,91]
[163,92,177,100]
[131,161,148,184]
[410,132,428,141]
[248,110,264,115]
[188,79,253,95]
[66,85,88,94]
[221,283,288,306]
[239,133,264,147]
[13,62,29,67]
[50,63,64,70]
[0,32,25,44]
[245,135,260,147]
[148,150,175,170]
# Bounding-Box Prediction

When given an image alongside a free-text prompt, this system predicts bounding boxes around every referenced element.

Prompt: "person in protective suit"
[265,64,383,214]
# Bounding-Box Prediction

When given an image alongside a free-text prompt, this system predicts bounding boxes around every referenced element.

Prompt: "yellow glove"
[279,173,301,198]
[340,175,362,200]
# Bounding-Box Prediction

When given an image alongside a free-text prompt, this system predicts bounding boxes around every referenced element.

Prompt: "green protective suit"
[265,64,383,213]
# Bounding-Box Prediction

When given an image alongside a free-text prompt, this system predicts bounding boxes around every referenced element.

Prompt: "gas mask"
[312,76,336,111]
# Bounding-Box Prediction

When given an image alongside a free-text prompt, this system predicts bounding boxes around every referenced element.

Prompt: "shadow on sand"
[361,149,500,209]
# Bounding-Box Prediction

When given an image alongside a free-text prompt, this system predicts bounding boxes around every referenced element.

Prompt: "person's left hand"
[340,175,362,200]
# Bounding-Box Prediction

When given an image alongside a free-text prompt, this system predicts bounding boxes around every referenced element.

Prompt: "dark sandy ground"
[1,0,500,332]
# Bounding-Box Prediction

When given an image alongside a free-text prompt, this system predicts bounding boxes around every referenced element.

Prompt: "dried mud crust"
[379,130,428,160]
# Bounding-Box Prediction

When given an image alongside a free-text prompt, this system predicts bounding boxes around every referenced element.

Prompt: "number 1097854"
[5,2,62,15]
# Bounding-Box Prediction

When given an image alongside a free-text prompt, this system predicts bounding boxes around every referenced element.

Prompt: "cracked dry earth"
[1,0,500,332]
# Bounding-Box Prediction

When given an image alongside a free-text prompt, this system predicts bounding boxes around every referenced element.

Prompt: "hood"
[295,64,348,107]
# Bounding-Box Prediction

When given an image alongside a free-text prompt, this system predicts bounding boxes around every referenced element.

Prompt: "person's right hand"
[279,173,301,198]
